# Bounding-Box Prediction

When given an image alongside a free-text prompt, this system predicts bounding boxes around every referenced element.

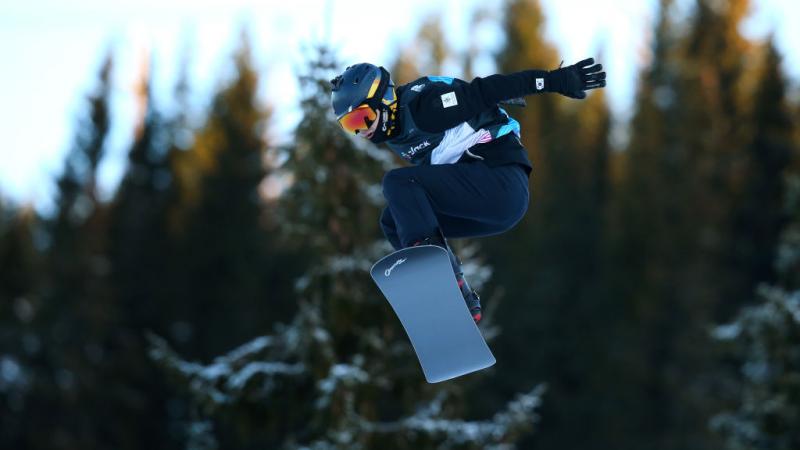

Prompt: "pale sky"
[0,0,798,211]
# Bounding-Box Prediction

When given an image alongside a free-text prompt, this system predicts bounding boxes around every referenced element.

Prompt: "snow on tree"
[147,45,545,449]
[148,307,545,450]
[712,175,800,450]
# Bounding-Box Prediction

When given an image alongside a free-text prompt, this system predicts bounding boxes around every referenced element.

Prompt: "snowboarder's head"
[330,63,398,143]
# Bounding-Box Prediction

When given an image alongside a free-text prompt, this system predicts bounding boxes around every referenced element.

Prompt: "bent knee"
[381,167,417,198]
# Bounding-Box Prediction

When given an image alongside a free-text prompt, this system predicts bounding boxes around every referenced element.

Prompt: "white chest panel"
[429,123,492,165]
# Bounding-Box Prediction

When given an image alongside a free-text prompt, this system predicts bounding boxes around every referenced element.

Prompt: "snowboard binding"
[412,235,483,323]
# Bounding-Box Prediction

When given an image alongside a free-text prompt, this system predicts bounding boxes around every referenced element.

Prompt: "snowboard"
[370,245,496,383]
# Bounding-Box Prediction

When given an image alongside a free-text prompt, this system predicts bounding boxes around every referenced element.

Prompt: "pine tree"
[676,0,755,321]
[0,201,41,446]
[609,1,700,447]
[10,51,117,450]
[712,174,800,450]
[101,54,186,449]
[149,45,545,450]
[657,4,786,449]
[165,30,297,361]
[728,38,796,301]
[609,2,797,449]
[709,35,800,450]
[109,53,175,334]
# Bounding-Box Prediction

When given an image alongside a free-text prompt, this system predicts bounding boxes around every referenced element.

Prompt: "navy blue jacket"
[385,71,550,175]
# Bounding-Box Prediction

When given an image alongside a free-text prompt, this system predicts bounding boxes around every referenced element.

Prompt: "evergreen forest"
[1,1,799,449]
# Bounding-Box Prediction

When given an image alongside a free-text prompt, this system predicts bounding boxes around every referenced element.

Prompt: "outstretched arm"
[543,58,606,99]
[412,58,606,133]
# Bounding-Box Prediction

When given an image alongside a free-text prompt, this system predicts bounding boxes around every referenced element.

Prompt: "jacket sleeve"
[410,71,548,133]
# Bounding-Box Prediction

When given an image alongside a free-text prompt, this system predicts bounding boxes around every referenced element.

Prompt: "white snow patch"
[226,361,305,391]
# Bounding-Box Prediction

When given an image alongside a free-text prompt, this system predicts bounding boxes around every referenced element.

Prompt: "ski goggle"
[337,104,377,135]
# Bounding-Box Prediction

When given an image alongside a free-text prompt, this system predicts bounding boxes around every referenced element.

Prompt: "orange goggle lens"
[338,105,377,135]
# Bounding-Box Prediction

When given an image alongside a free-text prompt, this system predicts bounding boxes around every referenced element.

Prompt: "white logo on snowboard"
[385,258,407,277]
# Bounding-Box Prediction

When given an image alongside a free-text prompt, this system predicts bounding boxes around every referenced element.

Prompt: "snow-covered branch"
[355,384,547,449]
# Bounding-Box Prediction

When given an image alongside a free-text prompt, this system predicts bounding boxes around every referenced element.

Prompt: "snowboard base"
[370,245,495,383]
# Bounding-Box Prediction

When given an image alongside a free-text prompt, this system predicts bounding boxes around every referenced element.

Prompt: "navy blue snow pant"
[380,160,530,250]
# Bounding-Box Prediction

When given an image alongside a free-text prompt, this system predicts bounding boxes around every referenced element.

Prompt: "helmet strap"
[365,67,398,143]
[368,102,398,143]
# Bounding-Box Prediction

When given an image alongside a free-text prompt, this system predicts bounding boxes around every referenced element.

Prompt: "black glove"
[546,58,606,99]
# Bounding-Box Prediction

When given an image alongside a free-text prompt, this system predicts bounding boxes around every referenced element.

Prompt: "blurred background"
[1,0,799,448]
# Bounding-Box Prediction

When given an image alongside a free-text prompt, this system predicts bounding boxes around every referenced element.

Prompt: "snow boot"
[411,236,483,323]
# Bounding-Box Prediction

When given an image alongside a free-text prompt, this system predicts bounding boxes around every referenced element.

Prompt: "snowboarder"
[330,59,606,323]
